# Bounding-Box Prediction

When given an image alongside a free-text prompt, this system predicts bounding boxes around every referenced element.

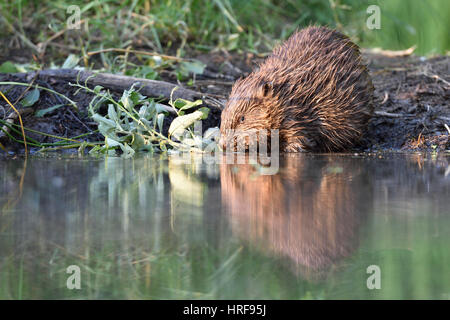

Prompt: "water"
[0,153,449,299]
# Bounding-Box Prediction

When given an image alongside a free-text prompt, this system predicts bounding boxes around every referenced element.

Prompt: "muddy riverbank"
[0,51,448,154]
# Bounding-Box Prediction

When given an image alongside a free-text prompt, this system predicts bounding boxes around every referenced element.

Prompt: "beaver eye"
[240,116,245,123]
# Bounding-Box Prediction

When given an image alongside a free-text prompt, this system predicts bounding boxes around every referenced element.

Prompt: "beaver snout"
[218,133,260,152]
[218,136,227,150]
[219,134,237,151]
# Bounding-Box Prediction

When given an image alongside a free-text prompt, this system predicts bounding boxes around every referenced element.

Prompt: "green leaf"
[198,107,210,120]
[145,101,157,119]
[179,60,206,75]
[138,104,152,120]
[92,113,118,139]
[88,145,102,155]
[92,113,116,128]
[106,137,122,147]
[93,85,104,94]
[139,144,154,152]
[120,88,135,111]
[62,54,79,68]
[169,110,204,140]
[123,113,131,130]
[138,104,147,116]
[0,61,19,73]
[176,60,206,81]
[108,104,119,123]
[159,141,168,152]
[20,88,40,107]
[172,98,203,111]
[129,90,144,106]
[97,123,115,139]
[138,66,158,80]
[155,103,169,114]
[35,104,65,117]
[156,114,164,133]
[119,142,135,158]
[139,118,153,130]
[119,88,145,111]
[131,133,145,149]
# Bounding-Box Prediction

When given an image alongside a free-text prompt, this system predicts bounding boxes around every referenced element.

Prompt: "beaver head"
[219,76,284,152]
[219,74,321,152]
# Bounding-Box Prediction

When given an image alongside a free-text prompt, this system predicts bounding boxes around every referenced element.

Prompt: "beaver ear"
[262,82,273,97]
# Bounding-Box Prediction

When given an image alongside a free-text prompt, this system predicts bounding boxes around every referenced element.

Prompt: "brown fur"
[219,155,371,278]
[220,26,374,152]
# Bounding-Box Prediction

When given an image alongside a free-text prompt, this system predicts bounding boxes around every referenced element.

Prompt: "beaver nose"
[218,137,226,150]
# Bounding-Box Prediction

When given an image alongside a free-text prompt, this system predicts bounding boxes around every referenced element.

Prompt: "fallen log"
[14,69,225,109]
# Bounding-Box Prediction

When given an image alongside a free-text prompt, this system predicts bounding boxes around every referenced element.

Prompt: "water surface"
[0,153,449,299]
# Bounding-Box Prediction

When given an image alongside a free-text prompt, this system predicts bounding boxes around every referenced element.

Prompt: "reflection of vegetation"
[0,156,314,299]
[0,155,449,299]
[330,214,450,299]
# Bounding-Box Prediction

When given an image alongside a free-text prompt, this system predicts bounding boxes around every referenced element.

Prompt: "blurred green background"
[0,0,448,60]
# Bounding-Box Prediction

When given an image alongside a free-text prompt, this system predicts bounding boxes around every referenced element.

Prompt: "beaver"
[219,26,374,152]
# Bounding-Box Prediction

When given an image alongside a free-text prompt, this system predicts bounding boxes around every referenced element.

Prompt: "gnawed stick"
[374,111,412,118]
[22,69,224,109]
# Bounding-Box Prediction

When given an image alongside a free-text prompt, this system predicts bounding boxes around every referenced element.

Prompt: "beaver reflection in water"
[219,26,373,152]
[220,156,372,279]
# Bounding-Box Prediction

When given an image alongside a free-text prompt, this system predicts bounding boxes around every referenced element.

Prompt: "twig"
[381,91,389,104]
[364,46,417,57]
[444,123,450,135]
[423,72,450,87]
[201,69,236,81]
[38,142,103,152]
[18,69,222,109]
[0,117,81,144]
[0,81,78,110]
[87,48,187,62]
[374,111,412,118]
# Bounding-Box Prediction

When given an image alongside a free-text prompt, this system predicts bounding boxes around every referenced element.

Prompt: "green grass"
[0,0,448,65]
[357,0,450,55]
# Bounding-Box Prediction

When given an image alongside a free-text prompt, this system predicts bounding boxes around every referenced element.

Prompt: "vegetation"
[1,0,448,62]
